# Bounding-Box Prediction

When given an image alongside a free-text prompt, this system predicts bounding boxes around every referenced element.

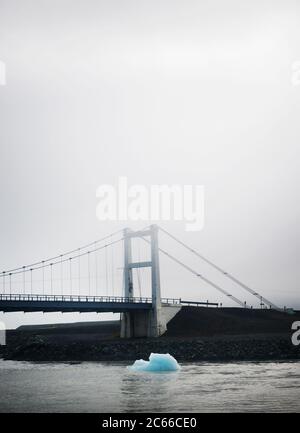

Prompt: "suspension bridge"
[0,225,280,337]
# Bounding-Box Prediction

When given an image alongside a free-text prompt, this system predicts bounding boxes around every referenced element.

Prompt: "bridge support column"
[120,225,173,338]
[120,228,133,338]
[121,310,151,338]
[120,306,181,338]
[150,224,165,337]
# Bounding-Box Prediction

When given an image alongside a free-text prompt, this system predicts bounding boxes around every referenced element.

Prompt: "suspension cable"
[158,226,280,310]
[1,229,123,275]
[1,237,124,277]
[111,236,114,297]
[141,236,248,308]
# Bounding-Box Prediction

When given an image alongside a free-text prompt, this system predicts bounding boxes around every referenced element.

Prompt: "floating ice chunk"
[129,353,180,372]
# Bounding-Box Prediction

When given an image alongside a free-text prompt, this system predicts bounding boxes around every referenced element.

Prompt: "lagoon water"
[0,360,299,412]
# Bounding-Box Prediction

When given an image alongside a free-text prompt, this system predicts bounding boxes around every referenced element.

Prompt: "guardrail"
[180,299,219,307]
[0,293,181,305]
[0,294,215,307]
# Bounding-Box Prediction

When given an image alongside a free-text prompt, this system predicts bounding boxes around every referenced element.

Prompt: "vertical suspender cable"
[88,251,91,296]
[23,267,25,294]
[78,249,81,296]
[1,229,123,274]
[0,233,124,298]
[30,269,33,295]
[60,255,63,295]
[105,245,108,296]
[2,272,5,294]
[50,264,53,295]
[137,240,142,298]
[69,258,72,295]
[111,236,114,296]
[42,261,45,295]
[95,242,98,296]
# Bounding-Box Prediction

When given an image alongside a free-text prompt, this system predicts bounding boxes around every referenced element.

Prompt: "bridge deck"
[0,294,181,313]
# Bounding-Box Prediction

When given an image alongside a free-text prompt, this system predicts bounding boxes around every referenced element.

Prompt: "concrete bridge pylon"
[120,225,181,338]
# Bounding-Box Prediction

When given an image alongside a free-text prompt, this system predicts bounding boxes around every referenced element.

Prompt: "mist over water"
[0,360,299,412]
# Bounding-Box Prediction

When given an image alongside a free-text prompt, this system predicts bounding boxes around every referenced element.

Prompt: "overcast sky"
[0,0,299,328]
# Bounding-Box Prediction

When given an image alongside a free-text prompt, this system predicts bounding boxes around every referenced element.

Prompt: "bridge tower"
[121,224,172,338]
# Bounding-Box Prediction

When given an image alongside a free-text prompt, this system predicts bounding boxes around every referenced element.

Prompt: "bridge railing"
[180,299,219,307]
[0,293,181,305]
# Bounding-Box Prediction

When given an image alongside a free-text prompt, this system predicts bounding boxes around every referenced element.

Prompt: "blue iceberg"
[129,353,180,372]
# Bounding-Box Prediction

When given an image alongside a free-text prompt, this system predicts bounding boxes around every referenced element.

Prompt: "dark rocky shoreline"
[1,307,299,363]
[1,333,299,363]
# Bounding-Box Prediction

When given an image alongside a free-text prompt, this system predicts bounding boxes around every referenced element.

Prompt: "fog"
[0,0,299,328]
